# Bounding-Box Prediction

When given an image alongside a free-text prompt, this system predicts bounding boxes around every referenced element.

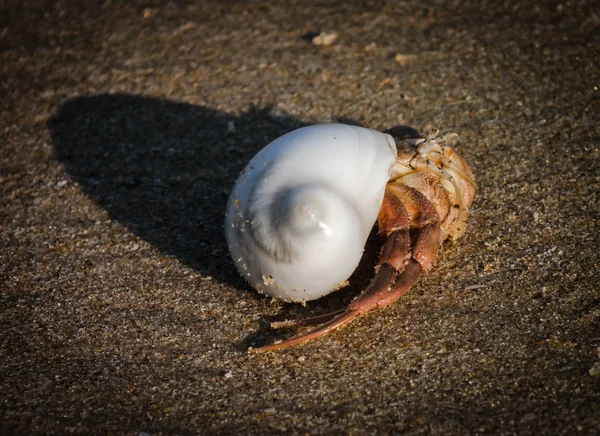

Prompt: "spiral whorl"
[225,124,397,302]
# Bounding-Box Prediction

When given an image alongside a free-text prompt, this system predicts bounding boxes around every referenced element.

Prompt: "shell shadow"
[48,94,361,292]
[49,94,309,289]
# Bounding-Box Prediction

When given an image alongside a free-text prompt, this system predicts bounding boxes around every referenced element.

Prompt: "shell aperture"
[225,124,397,302]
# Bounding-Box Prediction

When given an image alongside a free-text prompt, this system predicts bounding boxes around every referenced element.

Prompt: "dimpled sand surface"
[1,0,599,434]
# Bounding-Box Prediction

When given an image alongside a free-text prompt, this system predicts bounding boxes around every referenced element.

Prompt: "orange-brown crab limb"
[251,184,442,352]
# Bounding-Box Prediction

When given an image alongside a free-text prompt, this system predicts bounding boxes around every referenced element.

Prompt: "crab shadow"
[49,94,360,294]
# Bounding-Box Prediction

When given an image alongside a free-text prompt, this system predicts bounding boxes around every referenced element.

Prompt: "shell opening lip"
[384,125,422,143]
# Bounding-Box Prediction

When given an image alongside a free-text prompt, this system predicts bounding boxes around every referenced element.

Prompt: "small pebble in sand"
[395,53,417,65]
[312,32,337,46]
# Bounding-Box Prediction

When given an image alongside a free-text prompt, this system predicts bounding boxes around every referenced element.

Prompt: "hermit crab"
[225,124,476,352]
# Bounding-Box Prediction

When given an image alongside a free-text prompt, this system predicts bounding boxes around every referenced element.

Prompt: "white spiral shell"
[225,124,397,302]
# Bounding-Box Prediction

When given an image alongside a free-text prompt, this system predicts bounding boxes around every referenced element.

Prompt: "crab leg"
[250,185,441,352]
[249,309,362,352]
[270,309,346,329]
[347,222,441,315]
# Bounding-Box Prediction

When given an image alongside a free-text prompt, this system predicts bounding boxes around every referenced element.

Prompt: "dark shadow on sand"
[49,94,364,294]
[49,94,314,289]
